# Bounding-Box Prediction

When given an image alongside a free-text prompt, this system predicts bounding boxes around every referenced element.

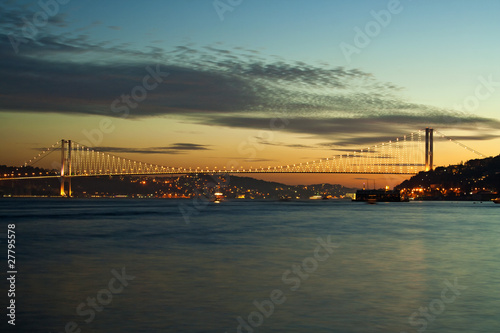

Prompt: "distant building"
[345,192,356,200]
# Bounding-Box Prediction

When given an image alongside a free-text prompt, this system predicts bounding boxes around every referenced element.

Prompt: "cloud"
[90,143,211,155]
[0,15,499,147]
[435,133,500,141]
[254,137,317,150]
[199,113,500,147]
[0,2,69,34]
[243,158,277,163]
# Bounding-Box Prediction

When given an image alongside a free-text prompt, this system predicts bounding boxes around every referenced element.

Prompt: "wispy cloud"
[199,114,500,146]
[1,12,499,147]
[91,143,211,155]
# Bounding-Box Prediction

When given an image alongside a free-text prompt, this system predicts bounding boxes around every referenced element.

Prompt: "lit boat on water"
[212,192,224,203]
[492,198,500,204]
[278,195,292,202]
[309,194,328,200]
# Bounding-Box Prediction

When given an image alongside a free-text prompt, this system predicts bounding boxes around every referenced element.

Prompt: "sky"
[1,0,499,187]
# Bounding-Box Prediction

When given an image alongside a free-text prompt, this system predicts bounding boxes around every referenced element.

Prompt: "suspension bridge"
[0,128,485,197]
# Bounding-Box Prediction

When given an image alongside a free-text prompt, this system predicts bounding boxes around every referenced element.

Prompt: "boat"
[309,194,328,200]
[355,189,405,202]
[211,192,224,203]
[492,198,500,204]
[278,195,292,202]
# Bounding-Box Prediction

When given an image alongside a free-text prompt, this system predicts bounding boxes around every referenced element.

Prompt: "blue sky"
[1,0,499,185]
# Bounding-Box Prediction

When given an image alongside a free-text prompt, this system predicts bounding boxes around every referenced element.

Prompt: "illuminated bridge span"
[1,128,485,196]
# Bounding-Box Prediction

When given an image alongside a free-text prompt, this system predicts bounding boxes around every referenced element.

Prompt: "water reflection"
[2,199,498,332]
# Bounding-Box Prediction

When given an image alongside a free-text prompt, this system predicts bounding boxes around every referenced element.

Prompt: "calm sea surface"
[1,198,499,333]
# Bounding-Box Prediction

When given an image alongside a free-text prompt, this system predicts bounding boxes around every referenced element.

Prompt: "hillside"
[0,166,356,198]
[396,154,500,199]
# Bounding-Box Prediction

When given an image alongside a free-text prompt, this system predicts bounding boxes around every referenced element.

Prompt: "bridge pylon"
[60,139,72,197]
[425,127,434,172]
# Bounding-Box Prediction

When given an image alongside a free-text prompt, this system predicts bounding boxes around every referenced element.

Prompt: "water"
[1,198,499,333]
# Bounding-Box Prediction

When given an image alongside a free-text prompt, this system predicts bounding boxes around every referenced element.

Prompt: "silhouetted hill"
[396,154,500,193]
[0,166,356,198]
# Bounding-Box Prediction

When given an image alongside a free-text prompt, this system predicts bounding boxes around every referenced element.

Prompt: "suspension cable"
[23,141,60,167]
[434,130,485,157]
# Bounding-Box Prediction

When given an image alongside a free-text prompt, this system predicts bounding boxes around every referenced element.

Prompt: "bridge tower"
[60,139,72,197]
[425,127,434,172]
